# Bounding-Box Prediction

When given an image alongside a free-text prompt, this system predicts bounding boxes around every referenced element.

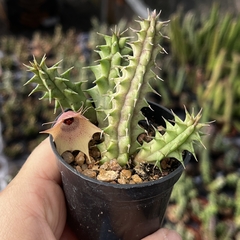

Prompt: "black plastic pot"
[51,102,191,240]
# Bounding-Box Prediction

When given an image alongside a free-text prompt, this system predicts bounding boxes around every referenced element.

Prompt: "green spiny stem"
[86,31,133,162]
[87,32,131,129]
[24,56,96,122]
[98,11,169,165]
[134,108,208,167]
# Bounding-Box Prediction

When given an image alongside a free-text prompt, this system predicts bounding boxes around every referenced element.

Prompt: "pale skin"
[0,138,181,240]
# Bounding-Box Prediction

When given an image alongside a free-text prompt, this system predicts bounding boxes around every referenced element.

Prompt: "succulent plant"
[24,11,207,170]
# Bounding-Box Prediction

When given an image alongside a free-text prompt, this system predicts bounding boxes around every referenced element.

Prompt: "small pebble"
[152,175,160,180]
[99,162,109,170]
[108,159,122,171]
[81,164,88,171]
[117,178,127,184]
[97,169,119,182]
[75,152,85,166]
[82,169,97,178]
[134,165,147,178]
[76,165,82,173]
[160,158,170,170]
[62,151,74,164]
[129,180,136,184]
[92,165,100,171]
[131,174,143,184]
[89,146,101,159]
[120,169,132,180]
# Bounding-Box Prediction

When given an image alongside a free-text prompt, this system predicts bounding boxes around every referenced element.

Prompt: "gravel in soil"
[61,149,181,184]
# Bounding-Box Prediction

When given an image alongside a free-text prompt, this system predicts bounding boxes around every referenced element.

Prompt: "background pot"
[51,102,191,240]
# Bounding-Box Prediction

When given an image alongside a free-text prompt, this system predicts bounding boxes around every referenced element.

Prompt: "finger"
[9,137,67,239]
[19,137,61,184]
[142,228,182,240]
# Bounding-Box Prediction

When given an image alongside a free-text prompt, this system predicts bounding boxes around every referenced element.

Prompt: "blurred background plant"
[152,4,240,239]
[156,5,240,134]
[1,0,240,239]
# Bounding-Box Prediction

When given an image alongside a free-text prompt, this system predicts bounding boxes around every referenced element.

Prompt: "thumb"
[142,228,182,240]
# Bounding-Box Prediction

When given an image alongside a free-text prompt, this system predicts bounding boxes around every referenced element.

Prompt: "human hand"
[142,228,182,240]
[0,138,77,240]
[0,138,181,240]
